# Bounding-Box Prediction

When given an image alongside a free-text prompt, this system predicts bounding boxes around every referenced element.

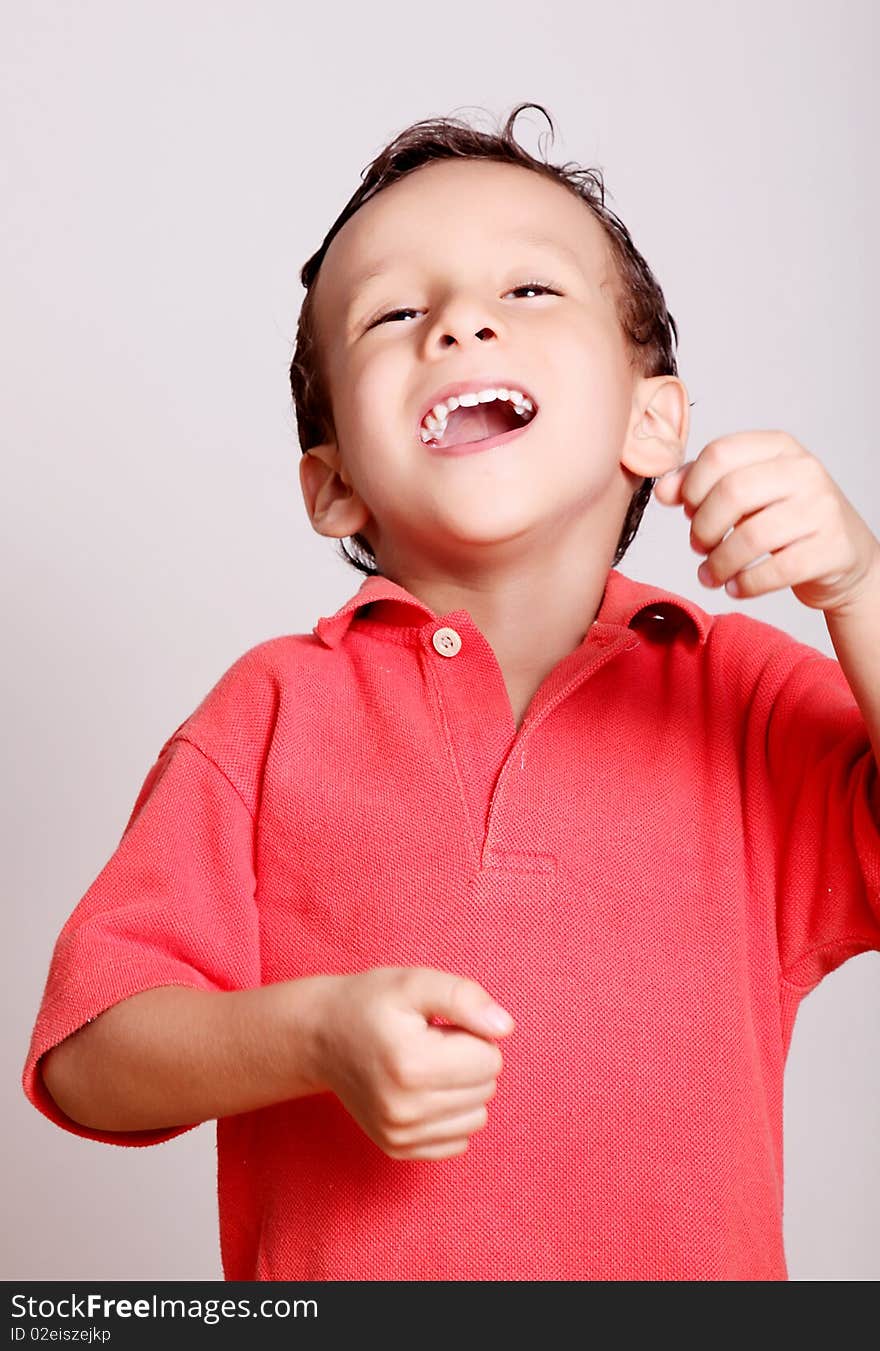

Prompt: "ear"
[621,376,690,480]
[299,442,373,540]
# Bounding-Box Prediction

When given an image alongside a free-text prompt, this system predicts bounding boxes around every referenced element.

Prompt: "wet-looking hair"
[289,101,683,576]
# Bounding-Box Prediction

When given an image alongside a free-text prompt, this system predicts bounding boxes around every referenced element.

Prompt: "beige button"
[432,626,462,657]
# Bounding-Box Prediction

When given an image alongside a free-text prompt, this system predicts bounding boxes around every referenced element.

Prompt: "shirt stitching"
[780,934,880,992]
[169,734,255,823]
[416,645,481,865]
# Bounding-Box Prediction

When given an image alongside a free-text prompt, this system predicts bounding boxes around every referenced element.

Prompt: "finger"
[416,1081,498,1126]
[719,530,824,598]
[688,456,812,559]
[697,499,819,589]
[389,1137,469,1161]
[662,431,801,516]
[651,462,692,506]
[422,1025,505,1087]
[405,969,515,1039]
[401,1105,489,1148]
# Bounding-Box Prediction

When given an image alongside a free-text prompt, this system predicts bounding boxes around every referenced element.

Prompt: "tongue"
[438,402,517,448]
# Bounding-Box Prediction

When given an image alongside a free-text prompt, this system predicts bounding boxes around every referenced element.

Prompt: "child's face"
[301,158,687,573]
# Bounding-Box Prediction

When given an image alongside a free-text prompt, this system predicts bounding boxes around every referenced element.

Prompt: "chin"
[446,487,542,521]
[432,513,546,553]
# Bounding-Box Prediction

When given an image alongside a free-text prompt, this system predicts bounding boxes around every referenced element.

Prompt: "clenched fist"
[313,966,515,1160]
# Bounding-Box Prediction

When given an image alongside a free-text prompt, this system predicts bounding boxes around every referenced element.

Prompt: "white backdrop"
[4,0,878,1280]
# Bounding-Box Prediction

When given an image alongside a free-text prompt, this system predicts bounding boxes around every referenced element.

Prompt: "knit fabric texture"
[22,564,880,1280]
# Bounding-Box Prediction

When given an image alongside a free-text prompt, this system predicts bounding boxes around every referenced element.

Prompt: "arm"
[824,564,880,774]
[39,976,338,1133]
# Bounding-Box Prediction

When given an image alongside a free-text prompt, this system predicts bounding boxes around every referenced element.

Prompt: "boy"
[23,103,880,1281]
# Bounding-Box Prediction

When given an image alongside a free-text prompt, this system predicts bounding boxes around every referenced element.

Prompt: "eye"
[366,280,561,330]
[371,307,420,327]
[507,280,560,299]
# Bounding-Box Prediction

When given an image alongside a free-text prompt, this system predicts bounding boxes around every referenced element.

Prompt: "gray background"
[4,0,878,1281]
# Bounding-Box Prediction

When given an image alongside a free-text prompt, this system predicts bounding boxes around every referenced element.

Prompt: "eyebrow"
[346,230,585,313]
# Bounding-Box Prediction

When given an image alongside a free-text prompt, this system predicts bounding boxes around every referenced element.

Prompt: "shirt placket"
[419,612,639,871]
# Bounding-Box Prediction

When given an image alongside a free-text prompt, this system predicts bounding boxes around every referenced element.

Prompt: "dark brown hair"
[289,102,684,575]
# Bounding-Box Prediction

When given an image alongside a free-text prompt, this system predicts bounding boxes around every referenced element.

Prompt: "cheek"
[547,312,622,385]
[356,342,408,398]
[546,358,626,441]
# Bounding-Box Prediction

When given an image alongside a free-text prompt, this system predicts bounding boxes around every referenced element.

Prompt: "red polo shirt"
[22,565,880,1280]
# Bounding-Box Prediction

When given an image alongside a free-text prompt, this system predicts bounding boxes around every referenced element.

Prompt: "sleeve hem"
[780,935,880,993]
[22,974,224,1149]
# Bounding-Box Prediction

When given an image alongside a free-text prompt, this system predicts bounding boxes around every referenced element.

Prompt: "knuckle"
[367,964,398,991]
[388,966,421,1002]
[443,973,472,1023]
[382,1123,413,1149]
[386,1050,421,1090]
[401,965,428,989]
[721,479,741,511]
[381,1097,415,1130]
[738,518,759,550]
[826,495,845,528]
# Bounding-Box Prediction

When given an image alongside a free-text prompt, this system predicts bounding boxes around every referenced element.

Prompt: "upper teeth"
[419,387,536,443]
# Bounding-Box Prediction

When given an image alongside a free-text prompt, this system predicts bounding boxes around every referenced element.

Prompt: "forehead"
[312,158,611,339]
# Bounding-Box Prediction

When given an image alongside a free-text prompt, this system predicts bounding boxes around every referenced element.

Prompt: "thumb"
[408,969,515,1039]
[652,462,688,504]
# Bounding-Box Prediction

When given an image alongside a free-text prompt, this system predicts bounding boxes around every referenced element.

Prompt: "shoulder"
[701,608,855,728]
[709,607,841,677]
[156,631,324,800]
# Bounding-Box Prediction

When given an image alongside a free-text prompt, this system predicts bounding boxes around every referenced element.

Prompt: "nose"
[424,292,499,351]
[441,325,496,347]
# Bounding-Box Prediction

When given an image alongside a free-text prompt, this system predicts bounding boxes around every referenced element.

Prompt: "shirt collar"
[313,566,711,650]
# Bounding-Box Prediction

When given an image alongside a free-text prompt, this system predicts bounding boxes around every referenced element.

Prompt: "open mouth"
[424,408,539,456]
[418,386,539,453]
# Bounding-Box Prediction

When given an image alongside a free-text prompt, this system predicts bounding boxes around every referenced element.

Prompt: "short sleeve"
[21,734,261,1147]
[740,627,880,996]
